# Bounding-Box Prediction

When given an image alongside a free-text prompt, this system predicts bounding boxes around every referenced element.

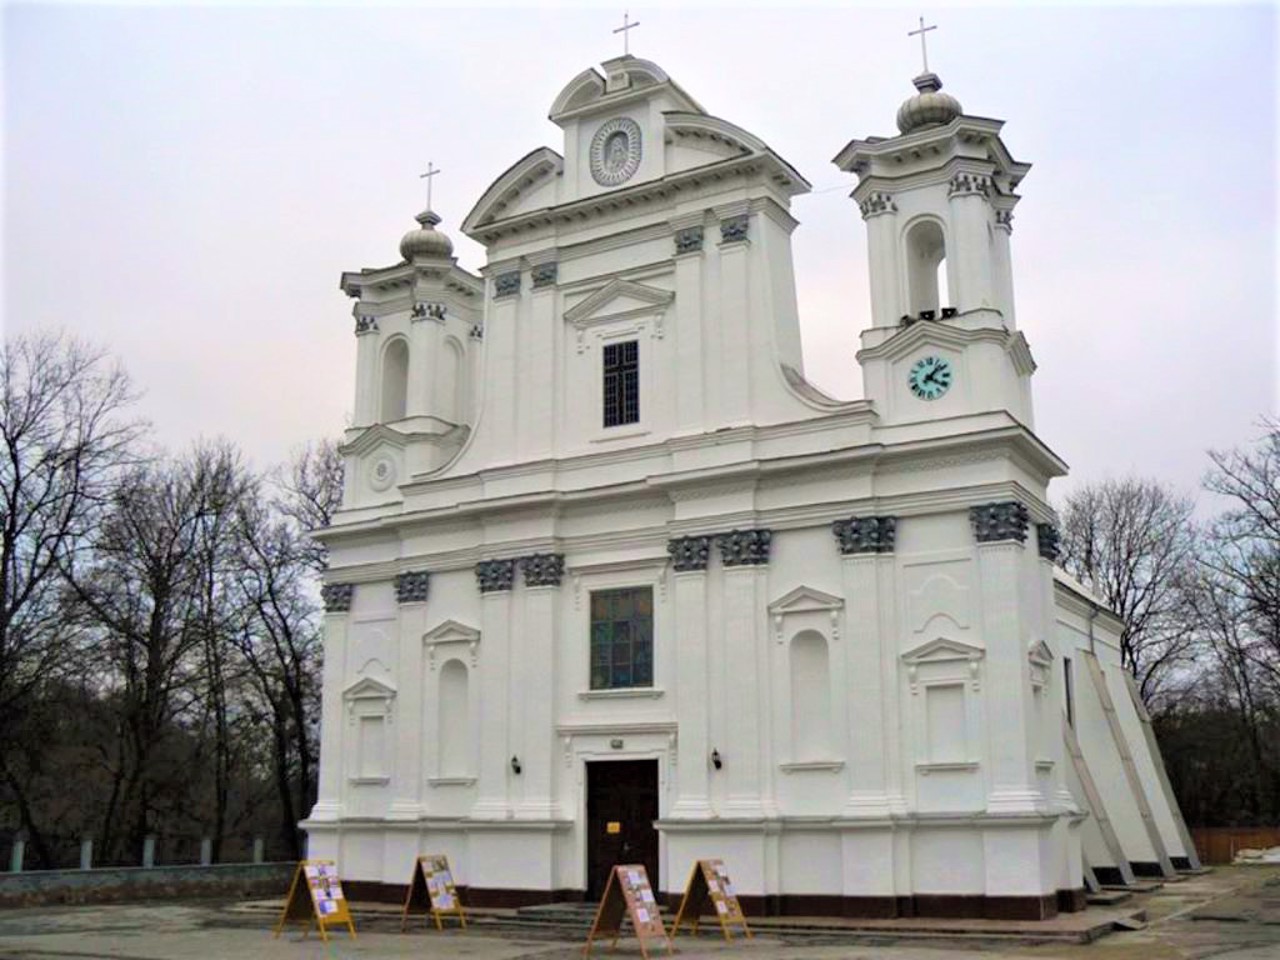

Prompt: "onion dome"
[895,72,963,134]
[399,209,454,262]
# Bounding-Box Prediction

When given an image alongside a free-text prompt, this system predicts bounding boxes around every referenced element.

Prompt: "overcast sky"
[4,2,1277,504]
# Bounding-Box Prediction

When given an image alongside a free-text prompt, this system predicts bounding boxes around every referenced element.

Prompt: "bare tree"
[1058,477,1199,704]
[274,439,343,574]
[1204,419,1280,695]
[0,332,142,865]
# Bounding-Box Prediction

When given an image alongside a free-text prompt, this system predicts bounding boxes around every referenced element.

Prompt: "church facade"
[303,55,1197,919]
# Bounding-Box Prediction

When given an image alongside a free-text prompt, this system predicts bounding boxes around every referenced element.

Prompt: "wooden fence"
[1190,827,1280,865]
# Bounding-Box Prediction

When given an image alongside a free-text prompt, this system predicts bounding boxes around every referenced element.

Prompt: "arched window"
[438,337,464,424]
[438,659,471,777]
[905,219,947,316]
[380,338,409,422]
[790,630,831,761]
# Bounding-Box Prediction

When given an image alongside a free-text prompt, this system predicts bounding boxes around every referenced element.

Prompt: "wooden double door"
[585,759,659,900]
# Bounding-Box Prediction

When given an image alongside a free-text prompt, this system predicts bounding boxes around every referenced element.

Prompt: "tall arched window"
[438,659,471,777]
[790,630,832,761]
[380,338,409,422]
[438,338,464,424]
[905,219,947,316]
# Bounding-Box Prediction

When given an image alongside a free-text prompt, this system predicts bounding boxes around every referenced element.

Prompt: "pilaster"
[669,214,706,432]
[668,536,712,818]
[971,502,1042,813]
[519,255,557,459]
[388,572,430,819]
[947,174,996,313]
[859,193,902,326]
[716,529,771,817]
[516,553,563,819]
[311,584,355,820]
[353,318,380,427]
[473,560,516,818]
[714,204,751,425]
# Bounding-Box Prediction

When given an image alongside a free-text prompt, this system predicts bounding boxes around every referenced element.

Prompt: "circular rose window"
[589,117,642,187]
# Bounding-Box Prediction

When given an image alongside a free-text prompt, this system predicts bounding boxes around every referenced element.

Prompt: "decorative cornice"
[970,501,1030,544]
[521,553,565,587]
[531,262,558,289]
[321,583,355,612]
[858,192,898,219]
[475,559,516,593]
[1037,523,1061,562]
[494,272,521,299]
[395,570,430,603]
[832,516,897,554]
[667,535,711,572]
[719,214,750,244]
[716,528,771,566]
[674,226,704,255]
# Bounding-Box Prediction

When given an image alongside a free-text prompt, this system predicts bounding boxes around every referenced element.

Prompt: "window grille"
[602,340,639,428]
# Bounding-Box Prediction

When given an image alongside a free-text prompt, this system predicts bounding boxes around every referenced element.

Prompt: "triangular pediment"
[342,675,396,701]
[768,585,844,616]
[341,424,410,457]
[462,147,564,234]
[423,619,481,646]
[563,278,674,327]
[1028,638,1054,666]
[901,636,985,664]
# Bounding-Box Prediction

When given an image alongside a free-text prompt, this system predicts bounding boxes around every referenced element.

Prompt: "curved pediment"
[550,57,694,122]
[462,147,563,235]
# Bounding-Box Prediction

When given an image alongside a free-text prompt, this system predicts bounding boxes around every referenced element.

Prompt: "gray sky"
[4,2,1277,504]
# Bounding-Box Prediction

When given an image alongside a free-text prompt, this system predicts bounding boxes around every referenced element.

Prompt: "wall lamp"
[511,755,522,775]
[711,749,723,771]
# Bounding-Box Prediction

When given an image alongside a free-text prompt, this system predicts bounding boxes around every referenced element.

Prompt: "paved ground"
[0,865,1276,960]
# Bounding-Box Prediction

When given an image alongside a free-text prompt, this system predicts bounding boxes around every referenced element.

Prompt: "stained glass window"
[589,586,653,689]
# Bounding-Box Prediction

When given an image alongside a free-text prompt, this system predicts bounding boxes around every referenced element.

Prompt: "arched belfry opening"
[380,338,409,422]
[905,219,948,316]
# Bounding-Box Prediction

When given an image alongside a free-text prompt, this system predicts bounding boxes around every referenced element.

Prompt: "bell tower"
[834,67,1036,428]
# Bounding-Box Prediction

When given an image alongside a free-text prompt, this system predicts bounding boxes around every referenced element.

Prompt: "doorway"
[586,759,659,900]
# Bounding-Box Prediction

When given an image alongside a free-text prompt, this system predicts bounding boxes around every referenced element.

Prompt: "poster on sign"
[671,859,751,941]
[401,855,468,931]
[272,860,357,942]
[583,864,673,960]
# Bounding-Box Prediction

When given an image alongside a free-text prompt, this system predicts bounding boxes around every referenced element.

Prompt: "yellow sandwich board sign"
[671,859,751,941]
[401,854,468,931]
[584,863,673,960]
[273,859,357,942]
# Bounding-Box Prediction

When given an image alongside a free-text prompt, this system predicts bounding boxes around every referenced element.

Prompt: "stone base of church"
[340,880,1084,919]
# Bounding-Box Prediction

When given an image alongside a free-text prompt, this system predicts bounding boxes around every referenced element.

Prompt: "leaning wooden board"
[273,859,357,942]
[583,863,673,959]
[401,854,468,931]
[671,859,751,940]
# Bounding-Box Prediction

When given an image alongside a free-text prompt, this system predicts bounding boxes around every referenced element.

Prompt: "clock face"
[908,355,953,400]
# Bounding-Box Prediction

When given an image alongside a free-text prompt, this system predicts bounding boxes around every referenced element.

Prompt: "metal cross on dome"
[908,16,938,74]
[419,161,441,211]
[613,11,640,56]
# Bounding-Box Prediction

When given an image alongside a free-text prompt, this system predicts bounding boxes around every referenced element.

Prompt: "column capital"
[970,500,1030,544]
[475,559,516,593]
[667,535,711,572]
[1036,523,1061,562]
[395,570,431,604]
[520,552,565,587]
[832,515,897,555]
[715,528,771,566]
[321,583,355,612]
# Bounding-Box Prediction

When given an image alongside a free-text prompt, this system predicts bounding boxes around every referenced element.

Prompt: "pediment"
[901,636,985,665]
[1028,638,1054,666]
[423,619,481,646]
[563,278,674,327]
[342,675,396,701]
[462,147,563,234]
[768,585,844,616]
[342,424,413,458]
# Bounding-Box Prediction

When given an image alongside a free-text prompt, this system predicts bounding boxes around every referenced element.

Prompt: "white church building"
[303,52,1199,919]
